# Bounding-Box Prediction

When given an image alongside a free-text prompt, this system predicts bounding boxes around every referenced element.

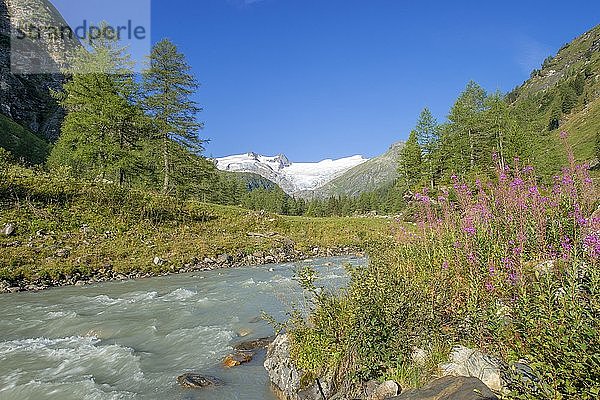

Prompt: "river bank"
[1,165,390,294]
[0,244,364,294]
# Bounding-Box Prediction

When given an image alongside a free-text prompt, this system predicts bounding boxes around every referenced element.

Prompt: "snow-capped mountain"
[215,152,368,195]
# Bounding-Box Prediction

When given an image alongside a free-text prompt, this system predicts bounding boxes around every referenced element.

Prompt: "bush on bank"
[288,136,600,399]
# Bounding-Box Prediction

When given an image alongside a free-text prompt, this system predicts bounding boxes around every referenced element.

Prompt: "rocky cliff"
[0,0,78,141]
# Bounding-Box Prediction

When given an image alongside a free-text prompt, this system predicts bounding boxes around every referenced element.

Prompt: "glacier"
[215,152,368,195]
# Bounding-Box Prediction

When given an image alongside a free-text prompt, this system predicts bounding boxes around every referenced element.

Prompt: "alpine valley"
[214,142,403,198]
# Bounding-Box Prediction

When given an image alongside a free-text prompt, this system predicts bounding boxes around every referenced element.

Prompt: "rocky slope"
[0,0,78,142]
[299,142,404,199]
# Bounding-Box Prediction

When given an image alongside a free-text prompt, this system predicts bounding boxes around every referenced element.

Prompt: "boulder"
[176,373,223,389]
[367,380,400,400]
[234,336,275,351]
[393,376,498,400]
[223,352,253,368]
[237,328,253,337]
[1,223,15,236]
[264,334,333,400]
[217,253,233,264]
[440,346,505,393]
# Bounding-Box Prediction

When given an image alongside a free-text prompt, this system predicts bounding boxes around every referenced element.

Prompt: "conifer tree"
[445,81,487,174]
[142,39,204,194]
[48,29,145,185]
[398,131,423,191]
[414,108,440,189]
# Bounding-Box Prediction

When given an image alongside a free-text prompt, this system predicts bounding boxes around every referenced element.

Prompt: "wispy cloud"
[513,35,552,74]
[226,0,267,7]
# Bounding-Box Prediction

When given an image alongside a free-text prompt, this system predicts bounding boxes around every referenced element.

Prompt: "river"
[0,256,364,400]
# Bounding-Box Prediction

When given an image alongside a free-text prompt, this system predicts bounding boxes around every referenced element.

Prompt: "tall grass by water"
[289,133,599,399]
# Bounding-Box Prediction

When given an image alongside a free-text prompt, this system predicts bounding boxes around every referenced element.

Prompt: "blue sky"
[54,1,599,161]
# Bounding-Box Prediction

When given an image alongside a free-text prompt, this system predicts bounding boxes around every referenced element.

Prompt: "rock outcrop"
[264,334,334,400]
[0,0,76,141]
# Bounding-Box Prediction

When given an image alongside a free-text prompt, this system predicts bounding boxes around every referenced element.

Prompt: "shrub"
[288,133,599,398]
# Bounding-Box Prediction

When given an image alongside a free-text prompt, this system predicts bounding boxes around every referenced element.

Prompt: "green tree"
[548,102,562,131]
[560,84,578,114]
[48,31,144,185]
[446,81,488,173]
[142,39,204,194]
[398,131,423,191]
[482,92,524,170]
[414,108,440,189]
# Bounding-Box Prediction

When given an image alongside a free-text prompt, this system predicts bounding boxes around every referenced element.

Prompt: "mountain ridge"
[214,152,368,196]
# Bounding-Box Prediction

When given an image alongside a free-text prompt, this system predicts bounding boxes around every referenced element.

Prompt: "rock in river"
[223,352,253,368]
[233,336,275,351]
[177,373,223,389]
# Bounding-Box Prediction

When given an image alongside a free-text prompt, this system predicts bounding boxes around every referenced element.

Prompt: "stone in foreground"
[393,376,498,400]
[1,223,15,236]
[367,380,401,400]
[265,334,334,400]
[176,373,223,389]
[440,346,505,393]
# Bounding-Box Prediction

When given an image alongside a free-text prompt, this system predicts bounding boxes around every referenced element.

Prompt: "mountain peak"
[215,152,368,195]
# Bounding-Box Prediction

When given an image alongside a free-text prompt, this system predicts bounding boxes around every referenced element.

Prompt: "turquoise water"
[0,257,363,399]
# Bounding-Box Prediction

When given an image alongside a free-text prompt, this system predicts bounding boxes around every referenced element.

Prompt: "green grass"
[0,163,392,285]
[0,114,51,165]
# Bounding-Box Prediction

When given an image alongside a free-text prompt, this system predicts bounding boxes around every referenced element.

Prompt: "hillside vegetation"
[288,139,599,399]
[509,24,600,177]
[0,114,50,164]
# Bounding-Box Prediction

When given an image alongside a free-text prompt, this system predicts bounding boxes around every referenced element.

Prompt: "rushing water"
[0,256,364,400]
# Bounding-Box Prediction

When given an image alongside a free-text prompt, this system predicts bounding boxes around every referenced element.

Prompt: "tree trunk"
[162,134,170,194]
[469,129,475,170]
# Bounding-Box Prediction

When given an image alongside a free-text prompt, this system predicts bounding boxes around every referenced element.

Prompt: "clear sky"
[55,0,600,161]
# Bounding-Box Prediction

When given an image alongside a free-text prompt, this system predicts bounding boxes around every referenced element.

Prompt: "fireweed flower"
[485,282,495,292]
[467,252,476,264]
[464,226,476,236]
[561,236,573,259]
[511,177,524,189]
[584,234,600,259]
[442,261,449,270]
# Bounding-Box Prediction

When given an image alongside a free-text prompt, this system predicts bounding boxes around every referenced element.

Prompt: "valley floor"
[0,164,392,293]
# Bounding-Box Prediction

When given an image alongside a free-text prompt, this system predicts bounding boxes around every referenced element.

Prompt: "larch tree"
[142,39,205,195]
[48,29,144,185]
[446,81,487,173]
[414,108,440,189]
[398,130,423,191]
